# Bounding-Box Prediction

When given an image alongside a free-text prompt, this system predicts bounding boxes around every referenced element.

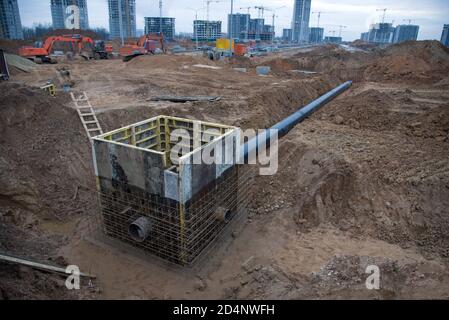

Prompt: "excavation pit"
[92,116,253,265]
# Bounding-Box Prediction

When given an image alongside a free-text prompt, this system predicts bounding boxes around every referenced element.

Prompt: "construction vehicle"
[105,43,114,55]
[119,33,165,62]
[91,40,114,60]
[19,34,112,63]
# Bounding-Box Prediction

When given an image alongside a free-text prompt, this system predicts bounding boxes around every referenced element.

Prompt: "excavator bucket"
[119,46,146,62]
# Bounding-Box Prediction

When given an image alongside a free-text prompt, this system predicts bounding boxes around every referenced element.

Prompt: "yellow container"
[216,38,235,50]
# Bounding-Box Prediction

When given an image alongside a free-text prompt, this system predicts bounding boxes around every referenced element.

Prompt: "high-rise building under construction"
[194,20,221,41]
[0,0,23,39]
[393,24,419,43]
[441,24,449,47]
[144,17,175,40]
[291,0,311,43]
[50,0,89,30]
[108,0,136,39]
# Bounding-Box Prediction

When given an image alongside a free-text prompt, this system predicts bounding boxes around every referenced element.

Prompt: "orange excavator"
[119,33,165,62]
[19,34,113,63]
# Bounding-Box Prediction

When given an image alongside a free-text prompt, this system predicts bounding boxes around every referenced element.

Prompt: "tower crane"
[254,6,267,19]
[206,0,223,23]
[205,0,223,40]
[240,6,251,14]
[337,25,347,37]
[264,6,286,43]
[312,11,327,28]
[376,8,388,23]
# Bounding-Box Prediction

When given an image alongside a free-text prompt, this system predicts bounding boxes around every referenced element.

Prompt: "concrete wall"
[93,139,166,196]
[92,118,239,205]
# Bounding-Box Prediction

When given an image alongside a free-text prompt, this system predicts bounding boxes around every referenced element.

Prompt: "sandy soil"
[1,40,448,299]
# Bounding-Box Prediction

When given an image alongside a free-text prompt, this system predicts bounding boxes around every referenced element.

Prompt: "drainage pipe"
[128,217,153,242]
[242,81,352,160]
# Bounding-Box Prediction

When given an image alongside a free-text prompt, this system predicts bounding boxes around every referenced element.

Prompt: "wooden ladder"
[70,91,103,142]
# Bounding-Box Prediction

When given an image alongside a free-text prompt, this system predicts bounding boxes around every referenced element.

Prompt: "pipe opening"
[128,217,153,242]
[215,207,232,223]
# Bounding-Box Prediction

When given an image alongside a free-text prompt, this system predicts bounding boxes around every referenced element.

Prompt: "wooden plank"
[0,253,96,278]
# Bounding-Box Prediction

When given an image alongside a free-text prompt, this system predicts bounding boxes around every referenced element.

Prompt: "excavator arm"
[19,35,96,61]
[119,33,166,62]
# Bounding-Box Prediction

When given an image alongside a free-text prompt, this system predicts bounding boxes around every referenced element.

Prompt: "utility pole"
[159,0,163,35]
[229,0,233,56]
[312,11,323,28]
[195,11,198,49]
[187,7,203,49]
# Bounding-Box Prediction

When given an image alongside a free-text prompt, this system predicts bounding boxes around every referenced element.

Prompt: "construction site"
[0,35,449,300]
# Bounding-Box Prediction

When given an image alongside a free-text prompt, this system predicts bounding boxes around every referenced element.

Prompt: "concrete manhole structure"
[92,116,253,265]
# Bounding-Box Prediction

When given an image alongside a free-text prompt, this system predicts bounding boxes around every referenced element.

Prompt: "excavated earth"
[0,40,448,299]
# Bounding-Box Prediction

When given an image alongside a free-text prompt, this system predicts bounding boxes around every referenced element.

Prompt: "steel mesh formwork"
[96,164,254,266]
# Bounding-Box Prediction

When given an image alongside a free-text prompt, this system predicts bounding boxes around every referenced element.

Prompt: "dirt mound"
[266,40,449,84]
[262,45,366,80]
[125,54,217,70]
[222,254,449,299]
[43,29,103,40]
[229,55,253,68]
[0,39,34,54]
[0,82,95,224]
[383,40,449,63]
[323,88,449,139]
[0,82,101,299]
[260,57,301,74]
[261,136,449,258]
[351,40,379,51]
[5,53,39,73]
[364,41,449,83]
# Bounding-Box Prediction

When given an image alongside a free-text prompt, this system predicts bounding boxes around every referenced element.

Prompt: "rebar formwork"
[92,116,253,265]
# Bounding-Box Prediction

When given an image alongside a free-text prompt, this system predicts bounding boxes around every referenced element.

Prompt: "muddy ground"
[0,41,448,299]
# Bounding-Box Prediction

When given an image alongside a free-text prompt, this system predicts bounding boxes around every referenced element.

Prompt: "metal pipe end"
[128,217,153,242]
[215,207,232,223]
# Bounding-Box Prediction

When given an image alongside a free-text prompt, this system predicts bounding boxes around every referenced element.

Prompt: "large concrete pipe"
[128,217,153,242]
[242,81,352,159]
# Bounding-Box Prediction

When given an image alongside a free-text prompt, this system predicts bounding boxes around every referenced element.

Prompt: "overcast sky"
[18,0,448,41]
